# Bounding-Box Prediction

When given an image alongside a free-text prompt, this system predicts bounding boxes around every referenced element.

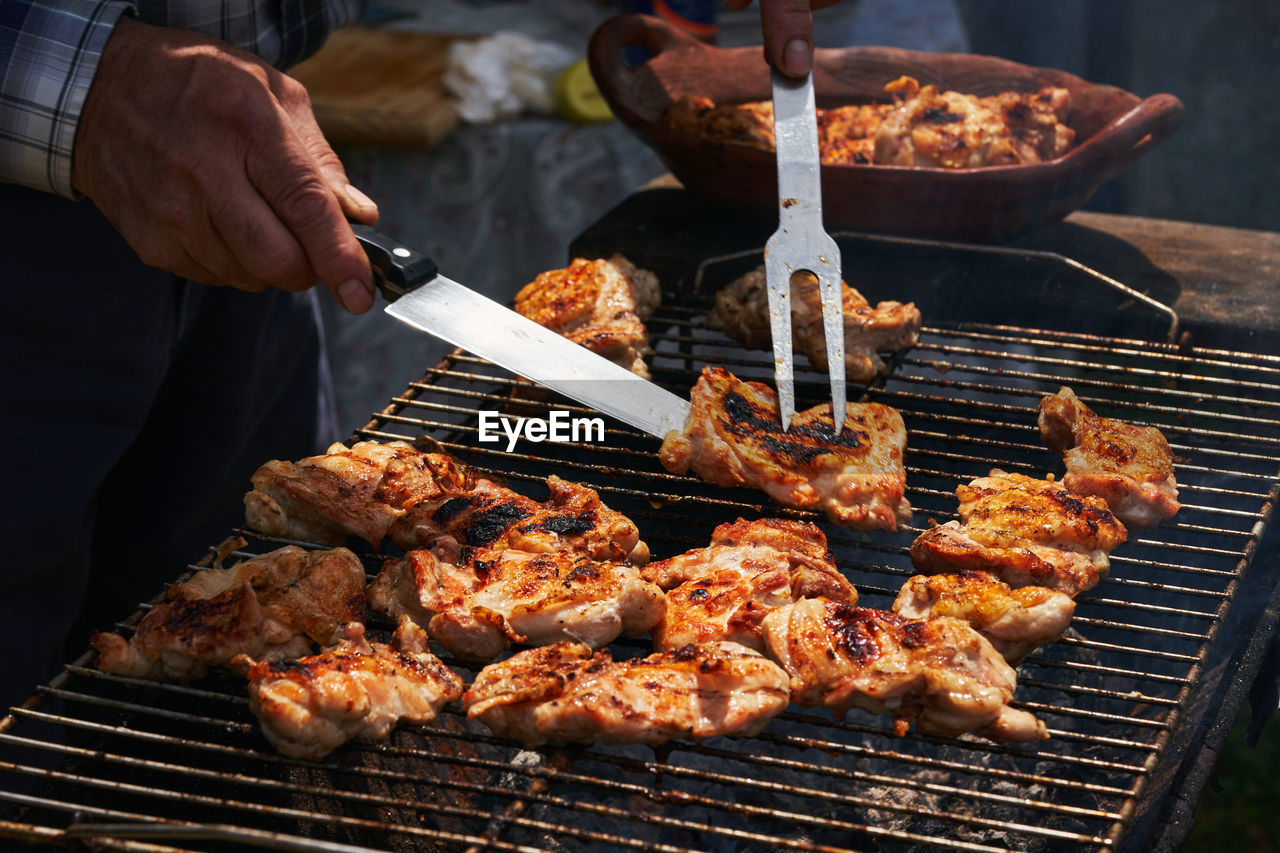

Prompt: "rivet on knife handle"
[351,223,439,302]
[766,64,846,433]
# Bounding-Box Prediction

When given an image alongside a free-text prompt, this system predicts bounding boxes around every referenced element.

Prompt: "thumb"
[309,137,380,226]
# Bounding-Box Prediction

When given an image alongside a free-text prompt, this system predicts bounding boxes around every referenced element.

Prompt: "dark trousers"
[0,183,335,710]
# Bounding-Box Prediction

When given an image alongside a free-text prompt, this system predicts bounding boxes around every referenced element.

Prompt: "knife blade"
[767,64,845,432]
[352,224,691,440]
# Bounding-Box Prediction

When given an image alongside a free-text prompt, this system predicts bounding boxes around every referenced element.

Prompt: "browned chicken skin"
[909,470,1127,596]
[513,254,661,378]
[390,474,648,565]
[875,75,1075,168]
[664,96,776,149]
[662,76,1073,169]
[234,619,464,758]
[92,543,367,681]
[892,571,1076,665]
[818,103,894,164]
[367,545,665,663]
[707,267,921,382]
[659,367,912,531]
[762,598,1047,742]
[664,98,893,164]
[244,440,476,549]
[1038,386,1180,530]
[462,640,791,747]
[643,517,857,652]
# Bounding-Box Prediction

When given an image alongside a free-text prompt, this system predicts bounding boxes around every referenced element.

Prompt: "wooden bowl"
[588,15,1184,242]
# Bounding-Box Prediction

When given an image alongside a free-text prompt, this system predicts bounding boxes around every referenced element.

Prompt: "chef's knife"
[352,224,691,440]
[767,64,845,432]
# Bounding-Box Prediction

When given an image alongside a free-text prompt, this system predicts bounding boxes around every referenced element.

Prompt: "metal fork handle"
[772,66,824,233]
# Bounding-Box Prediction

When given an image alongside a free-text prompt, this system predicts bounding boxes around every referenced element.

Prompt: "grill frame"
[4,246,1280,852]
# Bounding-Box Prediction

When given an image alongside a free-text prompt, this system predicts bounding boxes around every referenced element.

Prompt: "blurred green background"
[1184,707,1280,851]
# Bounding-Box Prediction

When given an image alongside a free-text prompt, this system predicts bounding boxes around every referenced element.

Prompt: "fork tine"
[818,268,846,432]
[765,255,795,431]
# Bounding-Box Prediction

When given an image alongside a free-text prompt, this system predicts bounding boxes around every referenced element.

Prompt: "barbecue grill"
[3,186,1279,852]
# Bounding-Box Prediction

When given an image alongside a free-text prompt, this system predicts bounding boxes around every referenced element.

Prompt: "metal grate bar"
[349,431,1265,568]
[768,714,1149,775]
[898,342,1280,404]
[1054,636,1198,663]
[920,323,1280,371]
[17,684,1146,800]
[369,410,1268,538]
[654,305,1280,376]
[0,788,542,853]
[0,729,1038,853]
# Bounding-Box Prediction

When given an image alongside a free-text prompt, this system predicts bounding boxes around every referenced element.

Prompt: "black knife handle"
[350,223,439,302]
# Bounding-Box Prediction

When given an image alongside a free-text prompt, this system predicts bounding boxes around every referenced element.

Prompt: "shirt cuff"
[0,0,134,197]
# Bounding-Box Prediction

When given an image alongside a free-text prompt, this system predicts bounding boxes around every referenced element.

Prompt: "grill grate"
[3,298,1279,852]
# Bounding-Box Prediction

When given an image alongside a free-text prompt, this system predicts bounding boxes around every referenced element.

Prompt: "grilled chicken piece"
[643,517,857,652]
[1038,386,1180,530]
[368,546,665,663]
[234,619,464,758]
[909,470,1127,596]
[663,79,1073,170]
[390,475,648,565]
[818,103,894,164]
[664,96,776,149]
[762,598,1046,742]
[875,75,1074,168]
[707,267,920,383]
[892,572,1075,665]
[462,640,791,747]
[659,367,912,531]
[513,254,661,378]
[244,441,475,549]
[92,544,367,681]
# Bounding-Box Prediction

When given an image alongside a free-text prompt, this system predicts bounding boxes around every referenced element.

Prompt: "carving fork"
[766,64,845,432]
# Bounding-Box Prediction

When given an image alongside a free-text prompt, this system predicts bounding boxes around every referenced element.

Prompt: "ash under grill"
[3,283,1279,852]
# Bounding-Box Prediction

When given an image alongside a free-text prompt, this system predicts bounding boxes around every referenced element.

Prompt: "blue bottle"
[621,0,718,43]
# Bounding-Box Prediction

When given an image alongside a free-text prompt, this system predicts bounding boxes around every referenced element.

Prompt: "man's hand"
[722,0,846,78]
[72,17,380,313]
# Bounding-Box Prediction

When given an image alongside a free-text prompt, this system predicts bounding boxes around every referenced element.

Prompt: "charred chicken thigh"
[892,571,1076,665]
[513,254,661,378]
[663,96,777,149]
[817,103,895,164]
[1038,386,1180,530]
[659,367,912,531]
[390,474,648,565]
[244,441,475,549]
[662,75,1074,169]
[910,470,1127,597]
[92,543,367,681]
[367,546,665,663]
[708,267,921,382]
[762,598,1046,742]
[234,619,464,758]
[643,517,857,652]
[875,75,1075,168]
[462,640,791,747]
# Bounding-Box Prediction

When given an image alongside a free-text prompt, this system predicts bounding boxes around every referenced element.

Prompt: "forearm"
[0,0,134,196]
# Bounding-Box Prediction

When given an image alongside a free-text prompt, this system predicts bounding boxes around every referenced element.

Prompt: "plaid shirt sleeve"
[0,0,133,196]
[0,0,363,197]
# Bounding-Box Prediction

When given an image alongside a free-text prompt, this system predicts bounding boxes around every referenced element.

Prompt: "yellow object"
[554,58,613,124]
